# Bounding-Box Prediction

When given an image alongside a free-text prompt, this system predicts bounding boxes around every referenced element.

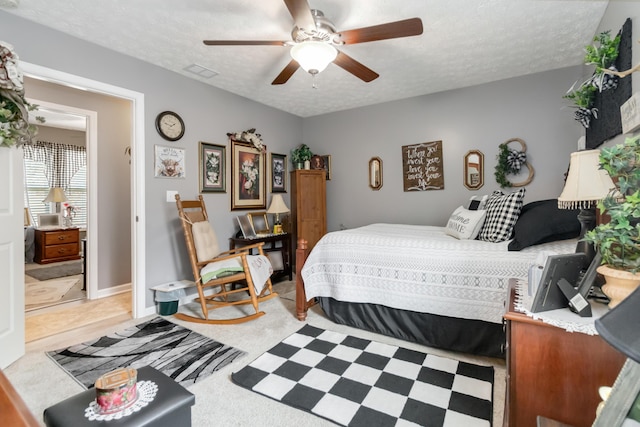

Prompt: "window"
[23,141,87,228]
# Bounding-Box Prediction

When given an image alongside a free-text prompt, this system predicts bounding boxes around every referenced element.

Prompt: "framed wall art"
[154,145,185,178]
[231,140,266,210]
[402,141,443,191]
[270,153,287,193]
[321,154,332,180]
[199,142,226,192]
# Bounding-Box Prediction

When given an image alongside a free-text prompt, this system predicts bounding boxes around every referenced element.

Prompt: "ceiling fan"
[203,0,423,85]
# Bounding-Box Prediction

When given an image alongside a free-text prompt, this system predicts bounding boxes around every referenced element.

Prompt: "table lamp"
[266,194,289,234]
[558,150,616,262]
[43,187,68,213]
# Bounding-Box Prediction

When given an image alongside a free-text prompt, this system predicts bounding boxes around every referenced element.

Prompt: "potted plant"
[583,136,640,308]
[584,30,621,91]
[291,144,313,169]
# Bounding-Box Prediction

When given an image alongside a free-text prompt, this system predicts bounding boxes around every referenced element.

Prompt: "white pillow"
[445,206,487,240]
[191,221,220,262]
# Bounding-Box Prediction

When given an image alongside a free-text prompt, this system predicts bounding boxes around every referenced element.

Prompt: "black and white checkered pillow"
[478,188,525,242]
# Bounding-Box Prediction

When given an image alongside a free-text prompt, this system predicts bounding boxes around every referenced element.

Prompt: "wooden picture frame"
[320,154,332,180]
[199,142,226,192]
[270,153,287,193]
[247,211,269,234]
[154,145,185,178]
[231,140,266,210]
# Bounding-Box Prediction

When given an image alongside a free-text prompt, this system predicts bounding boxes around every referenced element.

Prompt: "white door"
[0,147,25,369]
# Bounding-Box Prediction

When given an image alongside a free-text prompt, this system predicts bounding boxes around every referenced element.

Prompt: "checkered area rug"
[232,325,494,426]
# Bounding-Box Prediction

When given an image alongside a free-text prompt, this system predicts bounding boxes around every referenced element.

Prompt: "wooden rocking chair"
[174,194,278,324]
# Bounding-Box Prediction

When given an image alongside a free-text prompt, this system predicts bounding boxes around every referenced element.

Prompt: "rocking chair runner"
[174,194,278,324]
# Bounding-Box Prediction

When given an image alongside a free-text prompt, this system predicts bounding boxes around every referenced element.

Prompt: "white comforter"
[301,223,575,324]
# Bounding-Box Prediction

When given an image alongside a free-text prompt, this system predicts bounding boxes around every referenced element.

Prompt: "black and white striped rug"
[232,324,494,427]
[47,317,245,388]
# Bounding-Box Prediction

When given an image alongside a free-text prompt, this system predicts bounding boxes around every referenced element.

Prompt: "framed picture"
[247,211,269,234]
[321,154,332,180]
[231,140,266,210]
[270,153,287,193]
[199,142,226,192]
[154,145,185,178]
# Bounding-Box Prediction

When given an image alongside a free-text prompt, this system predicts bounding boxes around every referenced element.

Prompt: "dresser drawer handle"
[58,235,66,240]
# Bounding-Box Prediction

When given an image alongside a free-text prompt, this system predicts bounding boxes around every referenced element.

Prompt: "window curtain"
[23,141,86,189]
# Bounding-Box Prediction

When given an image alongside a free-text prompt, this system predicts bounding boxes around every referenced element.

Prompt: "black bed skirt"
[317,297,505,359]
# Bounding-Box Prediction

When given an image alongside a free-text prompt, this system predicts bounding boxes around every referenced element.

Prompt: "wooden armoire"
[290,169,326,257]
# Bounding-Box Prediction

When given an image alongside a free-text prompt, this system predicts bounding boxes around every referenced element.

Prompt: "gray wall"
[35,126,86,147]
[304,66,584,230]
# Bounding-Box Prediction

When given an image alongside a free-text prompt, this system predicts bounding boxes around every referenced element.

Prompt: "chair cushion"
[200,259,244,283]
[191,221,220,262]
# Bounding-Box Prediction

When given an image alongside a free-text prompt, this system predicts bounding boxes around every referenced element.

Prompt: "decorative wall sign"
[154,145,185,178]
[402,141,444,191]
[620,92,640,134]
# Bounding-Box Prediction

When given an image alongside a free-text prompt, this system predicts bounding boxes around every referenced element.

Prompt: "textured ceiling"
[3,0,608,117]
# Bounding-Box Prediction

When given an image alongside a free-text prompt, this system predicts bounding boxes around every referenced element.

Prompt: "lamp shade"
[290,41,337,74]
[43,187,68,203]
[558,150,616,209]
[595,284,640,363]
[267,194,289,214]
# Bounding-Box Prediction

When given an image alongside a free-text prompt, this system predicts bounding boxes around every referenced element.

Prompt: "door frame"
[22,62,146,319]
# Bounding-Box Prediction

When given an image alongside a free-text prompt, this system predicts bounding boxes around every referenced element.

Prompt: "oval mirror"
[369,157,383,190]
[463,150,484,190]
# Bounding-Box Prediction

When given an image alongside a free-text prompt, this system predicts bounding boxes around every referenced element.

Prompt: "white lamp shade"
[290,41,337,74]
[43,187,68,203]
[558,150,616,209]
[267,194,290,214]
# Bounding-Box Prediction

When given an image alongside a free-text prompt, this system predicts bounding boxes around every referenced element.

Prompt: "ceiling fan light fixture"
[290,41,337,74]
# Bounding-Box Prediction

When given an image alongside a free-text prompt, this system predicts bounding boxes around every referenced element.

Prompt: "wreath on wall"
[494,138,534,188]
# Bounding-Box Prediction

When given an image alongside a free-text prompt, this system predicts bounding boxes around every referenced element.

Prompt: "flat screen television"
[37,213,62,230]
[530,252,588,313]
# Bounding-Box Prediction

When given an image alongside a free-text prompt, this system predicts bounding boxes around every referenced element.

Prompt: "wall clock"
[155,111,185,141]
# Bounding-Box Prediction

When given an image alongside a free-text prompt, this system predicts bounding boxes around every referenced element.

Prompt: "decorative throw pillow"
[478,188,526,243]
[508,199,580,251]
[445,206,487,240]
[200,259,243,283]
[191,221,221,262]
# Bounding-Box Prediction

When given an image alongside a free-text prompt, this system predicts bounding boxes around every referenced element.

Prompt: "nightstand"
[34,228,81,264]
[504,281,626,427]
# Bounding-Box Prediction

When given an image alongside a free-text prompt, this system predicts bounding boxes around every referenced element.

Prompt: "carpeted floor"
[233,324,494,427]
[5,279,506,426]
[47,317,246,388]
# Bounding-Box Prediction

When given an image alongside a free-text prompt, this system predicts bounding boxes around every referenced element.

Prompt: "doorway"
[21,62,146,320]
[23,102,93,314]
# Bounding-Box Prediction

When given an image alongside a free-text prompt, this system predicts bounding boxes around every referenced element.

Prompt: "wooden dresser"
[290,169,326,256]
[34,228,81,264]
[504,283,626,427]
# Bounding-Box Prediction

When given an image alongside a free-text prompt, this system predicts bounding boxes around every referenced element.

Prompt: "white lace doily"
[84,380,158,421]
[513,279,610,335]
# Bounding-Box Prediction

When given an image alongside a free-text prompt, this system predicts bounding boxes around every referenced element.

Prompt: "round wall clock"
[155,111,185,141]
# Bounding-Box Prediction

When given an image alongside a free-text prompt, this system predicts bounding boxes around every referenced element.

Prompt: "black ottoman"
[43,366,195,427]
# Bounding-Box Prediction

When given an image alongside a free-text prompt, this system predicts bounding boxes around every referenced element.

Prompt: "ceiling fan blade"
[283,0,316,31]
[333,51,379,83]
[203,40,288,46]
[272,59,300,85]
[338,18,423,44]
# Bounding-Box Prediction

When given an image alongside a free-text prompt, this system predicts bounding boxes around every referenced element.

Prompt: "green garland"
[494,144,518,188]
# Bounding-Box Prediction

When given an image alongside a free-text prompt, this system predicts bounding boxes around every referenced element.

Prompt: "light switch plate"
[166,190,178,202]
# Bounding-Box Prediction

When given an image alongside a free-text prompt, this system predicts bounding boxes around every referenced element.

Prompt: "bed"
[295,197,581,358]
